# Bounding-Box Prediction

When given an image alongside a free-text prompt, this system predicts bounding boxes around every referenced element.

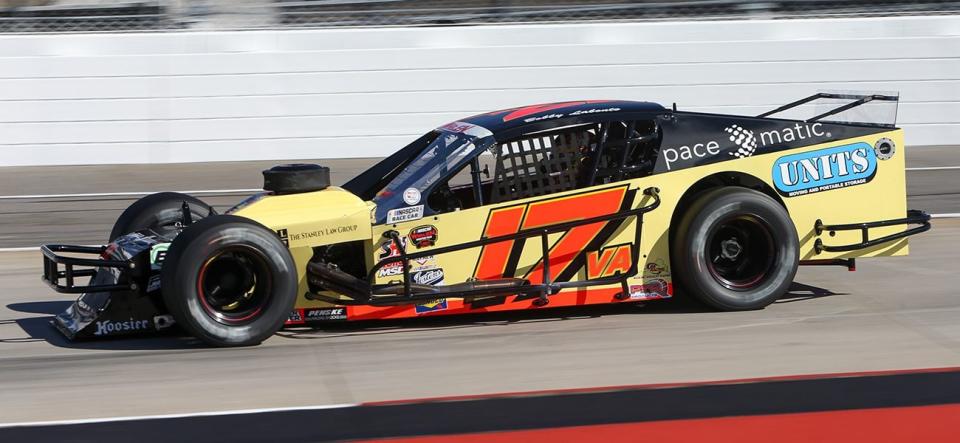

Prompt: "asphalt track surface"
[0,146,958,425]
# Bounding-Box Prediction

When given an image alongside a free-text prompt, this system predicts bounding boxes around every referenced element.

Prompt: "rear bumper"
[814,209,931,254]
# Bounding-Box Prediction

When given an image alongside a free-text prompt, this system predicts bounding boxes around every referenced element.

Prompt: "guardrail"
[0,14,957,166]
[2,1,959,32]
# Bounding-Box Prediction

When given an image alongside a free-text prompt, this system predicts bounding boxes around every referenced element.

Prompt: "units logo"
[772,142,877,197]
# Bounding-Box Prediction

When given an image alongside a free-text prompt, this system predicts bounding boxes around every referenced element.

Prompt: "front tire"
[161,215,297,347]
[110,192,214,241]
[673,187,798,311]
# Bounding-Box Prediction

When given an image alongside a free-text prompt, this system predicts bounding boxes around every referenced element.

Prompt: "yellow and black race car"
[41,93,930,346]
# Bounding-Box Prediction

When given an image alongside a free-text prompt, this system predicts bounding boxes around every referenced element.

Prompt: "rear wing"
[758,93,900,128]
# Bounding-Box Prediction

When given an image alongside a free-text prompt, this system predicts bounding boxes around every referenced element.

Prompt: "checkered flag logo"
[725,125,757,158]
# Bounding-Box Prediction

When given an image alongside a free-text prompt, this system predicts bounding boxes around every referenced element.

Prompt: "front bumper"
[40,233,175,340]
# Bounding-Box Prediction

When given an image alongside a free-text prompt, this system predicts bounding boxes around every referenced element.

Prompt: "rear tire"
[672,187,798,311]
[161,215,297,347]
[110,192,214,241]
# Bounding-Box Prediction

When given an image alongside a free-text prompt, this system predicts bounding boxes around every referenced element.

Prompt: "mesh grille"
[491,127,594,203]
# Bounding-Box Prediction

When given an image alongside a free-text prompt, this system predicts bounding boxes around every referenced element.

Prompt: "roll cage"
[346,112,666,225]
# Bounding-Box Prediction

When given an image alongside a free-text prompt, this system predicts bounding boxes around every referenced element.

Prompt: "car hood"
[229,186,374,248]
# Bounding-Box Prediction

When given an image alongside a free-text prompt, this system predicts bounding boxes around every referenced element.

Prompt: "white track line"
[906,166,960,171]
[932,213,960,219]
[0,189,260,200]
[0,403,357,429]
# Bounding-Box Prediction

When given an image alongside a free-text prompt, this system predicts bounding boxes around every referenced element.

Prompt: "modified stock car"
[41,93,930,346]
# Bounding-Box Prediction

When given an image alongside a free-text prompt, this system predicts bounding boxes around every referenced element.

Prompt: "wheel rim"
[705,214,776,291]
[196,245,273,325]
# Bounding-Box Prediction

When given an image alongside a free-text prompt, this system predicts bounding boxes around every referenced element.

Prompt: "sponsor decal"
[875,138,896,160]
[772,142,877,197]
[757,122,829,147]
[643,259,669,277]
[411,267,445,286]
[662,140,722,170]
[278,226,359,247]
[415,299,448,314]
[663,122,831,170]
[77,299,93,312]
[101,243,119,260]
[438,121,494,138]
[287,309,304,324]
[276,229,290,247]
[149,243,169,267]
[378,237,408,260]
[725,124,758,159]
[304,307,347,321]
[403,188,422,205]
[409,225,438,248]
[386,205,424,224]
[94,318,151,336]
[146,274,162,293]
[153,314,176,330]
[629,279,669,300]
[413,255,438,268]
[376,262,404,278]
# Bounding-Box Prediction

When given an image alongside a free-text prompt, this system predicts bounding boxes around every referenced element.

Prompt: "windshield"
[373,121,494,223]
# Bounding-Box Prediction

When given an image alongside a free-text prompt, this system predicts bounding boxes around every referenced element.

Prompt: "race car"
[41,93,931,346]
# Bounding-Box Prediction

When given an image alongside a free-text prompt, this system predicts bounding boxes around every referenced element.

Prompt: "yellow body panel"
[231,186,373,248]
[231,186,373,304]
[229,130,911,313]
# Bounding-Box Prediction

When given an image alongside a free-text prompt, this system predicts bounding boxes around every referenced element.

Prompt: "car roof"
[456,100,666,135]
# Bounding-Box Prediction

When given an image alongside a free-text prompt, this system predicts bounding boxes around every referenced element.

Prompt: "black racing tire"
[160,215,297,347]
[672,187,798,311]
[109,192,214,241]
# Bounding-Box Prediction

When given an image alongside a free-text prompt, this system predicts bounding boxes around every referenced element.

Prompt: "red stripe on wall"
[362,365,960,406]
[361,403,960,443]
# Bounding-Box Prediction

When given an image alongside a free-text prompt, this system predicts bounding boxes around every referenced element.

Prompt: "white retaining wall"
[1,15,958,166]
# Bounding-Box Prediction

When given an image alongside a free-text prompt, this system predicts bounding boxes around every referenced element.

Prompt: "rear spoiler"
[758,93,899,126]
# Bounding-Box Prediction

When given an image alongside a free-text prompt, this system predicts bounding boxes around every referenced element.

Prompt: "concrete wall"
[1,15,958,166]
